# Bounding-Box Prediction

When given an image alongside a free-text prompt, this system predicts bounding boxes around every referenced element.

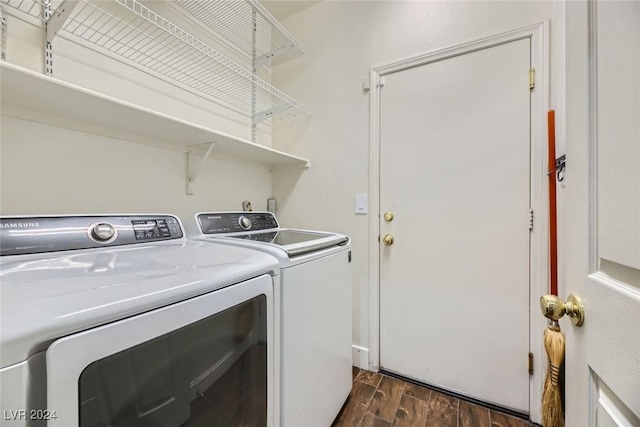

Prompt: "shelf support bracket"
[251,6,258,143]
[255,44,296,68]
[45,0,79,43]
[43,0,54,76]
[187,142,216,195]
[254,104,294,124]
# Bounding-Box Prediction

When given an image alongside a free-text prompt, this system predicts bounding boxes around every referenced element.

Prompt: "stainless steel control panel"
[0,215,183,256]
[197,212,279,234]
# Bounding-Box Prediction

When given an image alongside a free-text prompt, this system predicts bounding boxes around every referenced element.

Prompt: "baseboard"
[352,345,369,369]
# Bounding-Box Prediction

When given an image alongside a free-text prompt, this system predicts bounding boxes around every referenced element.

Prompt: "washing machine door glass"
[77,295,267,427]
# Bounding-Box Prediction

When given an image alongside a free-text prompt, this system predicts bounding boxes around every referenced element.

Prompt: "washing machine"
[190,211,352,427]
[0,214,280,427]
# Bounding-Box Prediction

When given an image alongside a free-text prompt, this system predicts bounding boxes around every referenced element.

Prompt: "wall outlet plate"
[267,198,276,214]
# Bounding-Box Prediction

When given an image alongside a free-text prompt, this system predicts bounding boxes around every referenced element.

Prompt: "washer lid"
[227,229,349,256]
[194,212,349,257]
[0,240,278,368]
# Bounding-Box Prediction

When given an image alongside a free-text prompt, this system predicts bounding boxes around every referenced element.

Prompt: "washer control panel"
[131,218,180,241]
[0,215,183,256]
[197,212,279,235]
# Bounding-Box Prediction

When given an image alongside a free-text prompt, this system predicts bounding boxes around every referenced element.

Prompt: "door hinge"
[529,209,534,231]
[528,352,534,375]
[529,68,535,90]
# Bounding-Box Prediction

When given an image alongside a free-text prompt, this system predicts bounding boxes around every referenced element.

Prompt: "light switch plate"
[355,194,368,214]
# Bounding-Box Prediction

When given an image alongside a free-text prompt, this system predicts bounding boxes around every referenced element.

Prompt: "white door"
[563,1,640,426]
[379,38,532,412]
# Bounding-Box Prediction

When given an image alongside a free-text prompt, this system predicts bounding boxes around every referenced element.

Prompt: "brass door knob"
[384,211,394,222]
[382,234,394,246]
[540,293,585,326]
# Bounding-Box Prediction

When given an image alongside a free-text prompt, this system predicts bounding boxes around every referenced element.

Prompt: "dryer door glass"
[77,295,267,427]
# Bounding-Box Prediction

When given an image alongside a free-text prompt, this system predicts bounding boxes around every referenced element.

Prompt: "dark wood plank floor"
[332,367,538,427]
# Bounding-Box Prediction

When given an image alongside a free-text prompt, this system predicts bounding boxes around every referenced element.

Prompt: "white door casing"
[368,24,549,422]
[562,1,640,426]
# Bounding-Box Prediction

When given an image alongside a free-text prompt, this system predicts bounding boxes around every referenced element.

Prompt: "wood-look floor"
[332,367,538,427]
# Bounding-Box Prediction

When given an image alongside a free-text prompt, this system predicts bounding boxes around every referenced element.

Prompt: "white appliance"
[0,214,279,427]
[190,211,352,427]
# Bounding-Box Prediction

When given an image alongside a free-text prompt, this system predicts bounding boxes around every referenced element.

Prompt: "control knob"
[91,223,116,242]
[238,216,252,230]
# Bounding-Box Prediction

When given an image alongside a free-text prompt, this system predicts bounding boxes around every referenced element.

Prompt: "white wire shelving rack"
[175,0,306,67]
[1,0,56,21]
[1,0,309,124]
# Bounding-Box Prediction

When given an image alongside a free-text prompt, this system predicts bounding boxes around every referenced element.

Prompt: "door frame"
[367,23,549,423]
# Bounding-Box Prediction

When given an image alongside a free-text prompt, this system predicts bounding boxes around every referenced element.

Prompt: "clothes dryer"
[0,214,279,427]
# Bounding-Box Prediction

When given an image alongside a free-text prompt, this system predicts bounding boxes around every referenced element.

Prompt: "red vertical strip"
[548,110,558,296]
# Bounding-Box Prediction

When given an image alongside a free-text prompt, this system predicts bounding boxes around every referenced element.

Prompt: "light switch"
[355,194,368,214]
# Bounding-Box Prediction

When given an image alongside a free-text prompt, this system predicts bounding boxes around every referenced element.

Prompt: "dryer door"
[46,275,274,427]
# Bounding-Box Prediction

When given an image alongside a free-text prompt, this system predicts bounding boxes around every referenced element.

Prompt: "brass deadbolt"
[384,211,394,222]
[540,293,585,326]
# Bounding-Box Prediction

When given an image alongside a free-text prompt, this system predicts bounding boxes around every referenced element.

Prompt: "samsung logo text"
[0,222,40,229]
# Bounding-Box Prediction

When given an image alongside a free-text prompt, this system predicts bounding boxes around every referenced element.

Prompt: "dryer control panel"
[0,215,183,256]
[197,212,279,235]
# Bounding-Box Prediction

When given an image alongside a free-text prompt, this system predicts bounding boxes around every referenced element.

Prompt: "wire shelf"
[59,0,308,122]
[2,0,308,123]
[1,0,59,21]
[175,0,306,66]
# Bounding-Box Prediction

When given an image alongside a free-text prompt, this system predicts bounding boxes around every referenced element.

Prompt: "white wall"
[0,4,274,220]
[0,116,271,219]
[271,1,556,364]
